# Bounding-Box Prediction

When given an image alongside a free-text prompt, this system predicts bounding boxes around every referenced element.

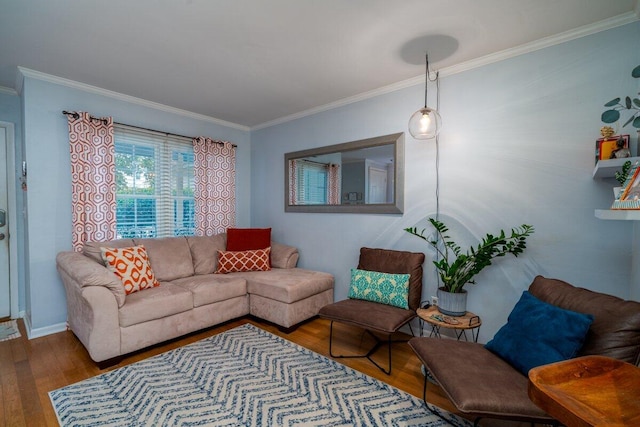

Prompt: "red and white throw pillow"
[101,245,160,295]
[216,247,271,274]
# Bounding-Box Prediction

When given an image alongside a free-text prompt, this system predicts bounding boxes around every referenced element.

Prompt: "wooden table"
[528,355,640,427]
[416,306,481,342]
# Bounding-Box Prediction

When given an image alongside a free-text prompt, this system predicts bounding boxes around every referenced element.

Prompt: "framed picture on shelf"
[595,135,630,164]
[612,161,640,209]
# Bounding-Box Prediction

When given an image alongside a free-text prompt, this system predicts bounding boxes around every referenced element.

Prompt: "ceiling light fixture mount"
[408,53,441,140]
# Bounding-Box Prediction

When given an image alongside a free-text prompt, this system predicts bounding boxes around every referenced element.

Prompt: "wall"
[251,22,640,341]
[20,74,250,336]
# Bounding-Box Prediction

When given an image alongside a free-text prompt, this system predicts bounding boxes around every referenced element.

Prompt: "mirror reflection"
[284,133,404,214]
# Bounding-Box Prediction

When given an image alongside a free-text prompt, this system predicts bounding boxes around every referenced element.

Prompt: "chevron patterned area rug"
[50,324,473,426]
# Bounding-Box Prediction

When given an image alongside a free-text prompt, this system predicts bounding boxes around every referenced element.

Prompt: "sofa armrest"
[56,252,122,362]
[56,251,126,307]
[76,285,121,362]
[271,242,299,269]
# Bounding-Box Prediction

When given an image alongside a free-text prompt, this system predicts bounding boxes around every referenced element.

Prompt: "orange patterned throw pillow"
[216,247,271,274]
[101,245,160,295]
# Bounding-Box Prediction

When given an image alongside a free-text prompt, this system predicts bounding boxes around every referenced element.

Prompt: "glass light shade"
[408,107,442,140]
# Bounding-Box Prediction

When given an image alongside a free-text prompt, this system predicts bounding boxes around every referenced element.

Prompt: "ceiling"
[1,1,638,129]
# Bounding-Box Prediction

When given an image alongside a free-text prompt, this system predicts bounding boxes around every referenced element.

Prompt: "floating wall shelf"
[592,157,640,179]
[595,209,640,221]
[594,157,640,220]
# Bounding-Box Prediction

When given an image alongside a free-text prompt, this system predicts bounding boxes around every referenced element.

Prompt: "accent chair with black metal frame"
[318,247,425,374]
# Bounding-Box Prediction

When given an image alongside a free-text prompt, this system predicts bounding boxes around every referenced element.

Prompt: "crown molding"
[252,11,639,131]
[440,11,639,78]
[0,85,17,96]
[17,67,249,132]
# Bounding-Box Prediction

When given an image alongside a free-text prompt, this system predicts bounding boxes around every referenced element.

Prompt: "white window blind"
[114,124,195,238]
[296,161,327,205]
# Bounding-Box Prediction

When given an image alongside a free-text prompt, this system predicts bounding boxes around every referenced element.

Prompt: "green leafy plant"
[405,218,534,293]
[601,65,640,129]
[616,160,633,185]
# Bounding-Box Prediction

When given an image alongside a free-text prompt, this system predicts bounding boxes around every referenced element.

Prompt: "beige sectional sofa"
[56,233,334,365]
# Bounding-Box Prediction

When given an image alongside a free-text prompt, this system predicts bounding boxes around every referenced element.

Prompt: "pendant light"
[408,53,441,139]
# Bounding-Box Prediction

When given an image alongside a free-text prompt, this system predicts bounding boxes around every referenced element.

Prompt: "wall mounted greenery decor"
[601,65,640,130]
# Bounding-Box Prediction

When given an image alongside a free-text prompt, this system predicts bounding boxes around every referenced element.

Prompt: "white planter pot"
[436,288,467,317]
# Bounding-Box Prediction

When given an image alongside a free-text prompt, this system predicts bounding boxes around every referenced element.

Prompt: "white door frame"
[1,121,19,318]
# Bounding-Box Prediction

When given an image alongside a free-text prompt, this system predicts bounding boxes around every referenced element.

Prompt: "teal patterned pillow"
[348,268,411,309]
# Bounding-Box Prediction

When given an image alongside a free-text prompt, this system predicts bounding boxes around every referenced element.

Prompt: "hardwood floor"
[0,316,527,427]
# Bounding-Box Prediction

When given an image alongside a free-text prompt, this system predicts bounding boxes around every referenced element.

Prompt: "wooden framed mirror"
[284,133,404,214]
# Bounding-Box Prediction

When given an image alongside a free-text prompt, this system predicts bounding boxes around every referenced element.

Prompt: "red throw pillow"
[216,247,271,274]
[226,228,271,251]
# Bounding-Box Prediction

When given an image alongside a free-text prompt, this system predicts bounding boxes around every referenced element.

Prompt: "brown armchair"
[408,276,640,426]
[318,247,425,374]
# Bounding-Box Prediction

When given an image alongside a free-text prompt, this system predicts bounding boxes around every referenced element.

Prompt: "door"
[367,167,387,204]
[0,126,9,318]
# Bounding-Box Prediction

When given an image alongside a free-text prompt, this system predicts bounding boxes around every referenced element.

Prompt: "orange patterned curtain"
[67,112,116,251]
[192,137,236,236]
[288,159,298,205]
[327,163,341,205]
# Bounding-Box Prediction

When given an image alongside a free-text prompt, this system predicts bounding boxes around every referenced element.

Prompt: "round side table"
[416,305,481,342]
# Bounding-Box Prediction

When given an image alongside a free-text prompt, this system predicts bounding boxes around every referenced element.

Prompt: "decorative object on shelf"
[612,158,631,207]
[601,64,640,130]
[612,161,640,209]
[610,136,631,159]
[595,134,629,163]
[600,126,615,139]
[408,53,441,140]
[615,160,633,185]
[405,218,534,316]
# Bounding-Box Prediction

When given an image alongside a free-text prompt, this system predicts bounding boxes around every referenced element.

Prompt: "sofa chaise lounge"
[409,275,640,426]
[56,233,334,366]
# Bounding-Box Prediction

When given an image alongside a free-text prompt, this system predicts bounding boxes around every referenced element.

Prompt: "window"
[292,160,328,205]
[114,125,195,238]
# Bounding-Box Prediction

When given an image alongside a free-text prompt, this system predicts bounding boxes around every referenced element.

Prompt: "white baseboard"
[23,314,67,339]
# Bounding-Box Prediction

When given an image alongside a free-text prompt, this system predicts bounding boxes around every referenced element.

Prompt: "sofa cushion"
[118,282,193,327]
[529,275,640,365]
[216,247,271,273]
[242,268,334,304]
[171,274,247,307]
[348,268,410,309]
[134,237,194,281]
[226,227,271,251]
[83,238,135,265]
[186,234,227,275]
[485,291,593,375]
[101,245,160,295]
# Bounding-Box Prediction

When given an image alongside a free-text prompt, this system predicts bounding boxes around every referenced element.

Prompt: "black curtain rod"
[62,111,237,148]
[297,158,332,166]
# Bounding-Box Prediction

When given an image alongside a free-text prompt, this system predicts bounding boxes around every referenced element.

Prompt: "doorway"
[0,122,18,319]
[367,166,388,204]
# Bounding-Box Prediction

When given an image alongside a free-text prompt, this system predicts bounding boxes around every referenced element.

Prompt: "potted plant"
[405,218,534,316]
[614,160,633,199]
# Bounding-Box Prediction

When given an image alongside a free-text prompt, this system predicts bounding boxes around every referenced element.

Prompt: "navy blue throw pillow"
[485,291,594,375]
